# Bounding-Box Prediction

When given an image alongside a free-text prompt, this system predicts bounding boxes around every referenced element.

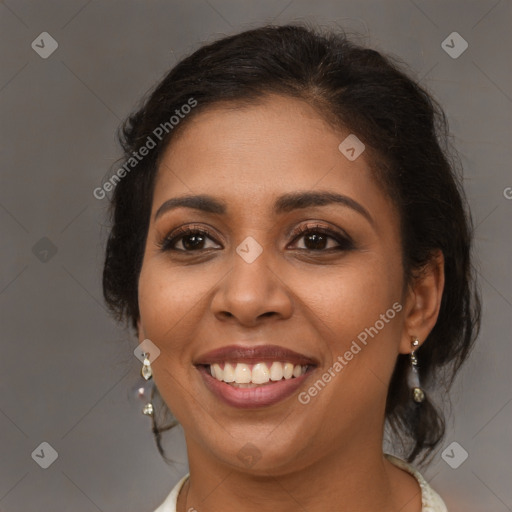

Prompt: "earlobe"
[399,250,445,354]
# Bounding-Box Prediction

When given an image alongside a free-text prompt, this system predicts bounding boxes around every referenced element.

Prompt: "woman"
[102,24,480,512]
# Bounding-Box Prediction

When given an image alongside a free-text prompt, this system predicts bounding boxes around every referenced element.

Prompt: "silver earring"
[141,352,154,416]
[408,337,425,403]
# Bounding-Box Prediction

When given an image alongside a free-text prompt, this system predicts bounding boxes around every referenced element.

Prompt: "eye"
[159,225,221,252]
[289,223,354,251]
[159,223,353,253]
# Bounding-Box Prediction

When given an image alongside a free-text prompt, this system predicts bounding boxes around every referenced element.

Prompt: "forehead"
[151,94,393,222]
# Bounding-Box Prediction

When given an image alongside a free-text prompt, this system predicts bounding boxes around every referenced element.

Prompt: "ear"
[399,249,445,354]
[136,318,145,342]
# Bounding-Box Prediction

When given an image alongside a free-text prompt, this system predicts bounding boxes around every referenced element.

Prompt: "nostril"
[260,311,277,318]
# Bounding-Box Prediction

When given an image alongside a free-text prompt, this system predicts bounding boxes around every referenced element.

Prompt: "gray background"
[0,0,511,511]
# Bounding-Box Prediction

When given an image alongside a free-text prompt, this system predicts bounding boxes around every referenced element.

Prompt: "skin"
[137,94,445,512]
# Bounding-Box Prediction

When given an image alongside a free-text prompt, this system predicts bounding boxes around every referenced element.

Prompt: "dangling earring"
[140,352,154,416]
[408,337,425,403]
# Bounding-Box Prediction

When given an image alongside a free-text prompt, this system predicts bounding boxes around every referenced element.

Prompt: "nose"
[210,249,294,327]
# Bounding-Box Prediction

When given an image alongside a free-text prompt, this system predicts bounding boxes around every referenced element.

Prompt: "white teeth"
[223,362,235,382]
[283,363,294,379]
[234,363,251,383]
[251,363,270,384]
[208,361,308,385]
[269,362,284,381]
[212,363,223,381]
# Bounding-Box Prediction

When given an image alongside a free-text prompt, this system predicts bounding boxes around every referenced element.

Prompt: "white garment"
[152,454,448,512]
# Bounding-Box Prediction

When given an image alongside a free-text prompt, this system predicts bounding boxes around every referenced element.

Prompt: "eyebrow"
[154,191,374,226]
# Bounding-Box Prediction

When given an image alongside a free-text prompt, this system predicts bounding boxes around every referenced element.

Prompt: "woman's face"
[138,94,413,473]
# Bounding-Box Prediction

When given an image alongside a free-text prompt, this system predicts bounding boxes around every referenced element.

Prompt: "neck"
[177,436,422,512]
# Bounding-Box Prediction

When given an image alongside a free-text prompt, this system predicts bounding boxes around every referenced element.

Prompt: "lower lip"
[197,366,314,408]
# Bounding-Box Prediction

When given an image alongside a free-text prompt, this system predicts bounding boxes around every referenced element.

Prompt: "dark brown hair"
[102,23,481,464]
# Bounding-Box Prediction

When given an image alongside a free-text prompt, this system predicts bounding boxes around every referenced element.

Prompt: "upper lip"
[194,344,319,366]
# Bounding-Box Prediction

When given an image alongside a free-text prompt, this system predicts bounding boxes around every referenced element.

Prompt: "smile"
[209,361,308,386]
[194,344,318,408]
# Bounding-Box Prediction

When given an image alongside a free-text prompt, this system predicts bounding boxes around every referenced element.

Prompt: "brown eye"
[180,233,207,250]
[160,227,221,252]
[290,224,354,252]
[301,232,330,250]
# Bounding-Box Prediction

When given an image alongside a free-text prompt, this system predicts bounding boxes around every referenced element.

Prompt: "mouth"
[201,361,311,386]
[194,344,318,408]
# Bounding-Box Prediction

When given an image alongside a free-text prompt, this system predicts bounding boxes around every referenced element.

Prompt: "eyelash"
[158,223,354,253]
[290,224,354,251]
[158,225,216,252]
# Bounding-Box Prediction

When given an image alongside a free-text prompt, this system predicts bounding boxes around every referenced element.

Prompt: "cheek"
[137,261,211,420]
[291,256,404,383]
[137,260,216,362]
[294,260,402,335]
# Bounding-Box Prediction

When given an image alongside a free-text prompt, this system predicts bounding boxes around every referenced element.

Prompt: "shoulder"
[151,474,189,512]
[385,454,448,512]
